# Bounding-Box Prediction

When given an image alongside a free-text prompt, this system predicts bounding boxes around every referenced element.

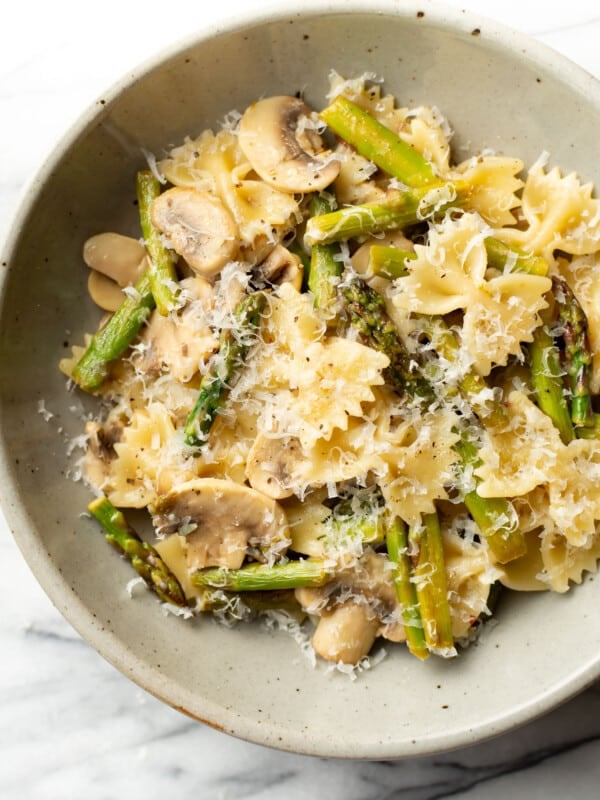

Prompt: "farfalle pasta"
[61,72,600,670]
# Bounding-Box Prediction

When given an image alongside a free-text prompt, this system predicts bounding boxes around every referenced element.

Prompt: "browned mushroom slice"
[153,478,290,571]
[245,433,305,499]
[257,244,303,291]
[238,96,340,193]
[150,187,238,278]
[136,276,217,382]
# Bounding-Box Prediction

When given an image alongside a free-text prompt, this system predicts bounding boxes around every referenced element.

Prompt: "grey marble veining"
[3,2,600,798]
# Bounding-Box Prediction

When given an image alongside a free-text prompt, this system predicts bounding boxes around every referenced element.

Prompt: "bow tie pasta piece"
[497,158,600,263]
[547,438,600,547]
[85,403,197,508]
[377,409,461,527]
[390,213,488,315]
[157,128,300,257]
[476,391,600,546]
[390,213,551,375]
[442,528,502,640]
[462,271,551,376]
[475,390,564,498]
[449,155,524,227]
[540,525,600,594]
[240,284,388,450]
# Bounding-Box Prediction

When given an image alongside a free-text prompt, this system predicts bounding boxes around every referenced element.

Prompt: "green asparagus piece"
[484,237,548,276]
[329,490,386,546]
[136,170,180,315]
[409,512,455,655]
[418,315,509,428]
[307,192,343,310]
[192,558,331,592]
[196,588,305,620]
[339,274,432,399]
[553,276,594,427]
[454,436,526,564]
[72,270,155,392]
[528,323,575,444]
[385,517,429,661]
[320,95,440,189]
[184,291,267,448]
[575,414,600,439]
[367,237,548,282]
[367,245,416,279]
[88,496,188,608]
[304,182,468,247]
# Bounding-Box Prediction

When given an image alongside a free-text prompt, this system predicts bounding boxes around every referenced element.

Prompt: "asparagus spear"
[409,512,455,655]
[552,276,594,427]
[72,270,155,392]
[304,182,468,247]
[528,322,575,444]
[192,558,331,591]
[453,435,526,564]
[88,496,188,608]
[385,517,429,660]
[484,237,548,277]
[367,245,416,279]
[196,588,305,620]
[574,413,600,439]
[136,170,180,315]
[184,291,266,448]
[367,237,548,282]
[307,192,343,310]
[320,95,440,188]
[339,273,433,399]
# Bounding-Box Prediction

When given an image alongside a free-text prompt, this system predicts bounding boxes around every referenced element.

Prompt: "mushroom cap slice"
[257,244,303,291]
[153,478,290,570]
[238,96,340,193]
[311,601,380,665]
[245,433,305,499]
[150,187,239,278]
[83,232,146,287]
[87,269,127,312]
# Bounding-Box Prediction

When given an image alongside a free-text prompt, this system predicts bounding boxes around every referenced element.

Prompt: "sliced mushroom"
[87,269,128,312]
[257,244,303,290]
[238,96,340,193]
[83,417,124,493]
[153,477,290,571]
[295,550,405,664]
[83,232,146,286]
[135,276,217,382]
[311,600,380,664]
[245,433,305,499]
[150,187,238,278]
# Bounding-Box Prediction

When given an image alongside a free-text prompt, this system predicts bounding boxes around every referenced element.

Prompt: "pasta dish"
[61,72,600,667]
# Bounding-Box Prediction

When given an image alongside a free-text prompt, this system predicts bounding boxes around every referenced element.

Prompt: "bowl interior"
[2,1,600,758]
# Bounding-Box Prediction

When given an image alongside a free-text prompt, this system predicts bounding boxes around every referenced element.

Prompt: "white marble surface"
[3,1,600,797]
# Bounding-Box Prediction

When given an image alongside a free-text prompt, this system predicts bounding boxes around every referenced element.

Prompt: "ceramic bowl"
[2,0,600,759]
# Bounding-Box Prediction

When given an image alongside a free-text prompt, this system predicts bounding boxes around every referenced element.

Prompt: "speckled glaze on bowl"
[2,0,600,759]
